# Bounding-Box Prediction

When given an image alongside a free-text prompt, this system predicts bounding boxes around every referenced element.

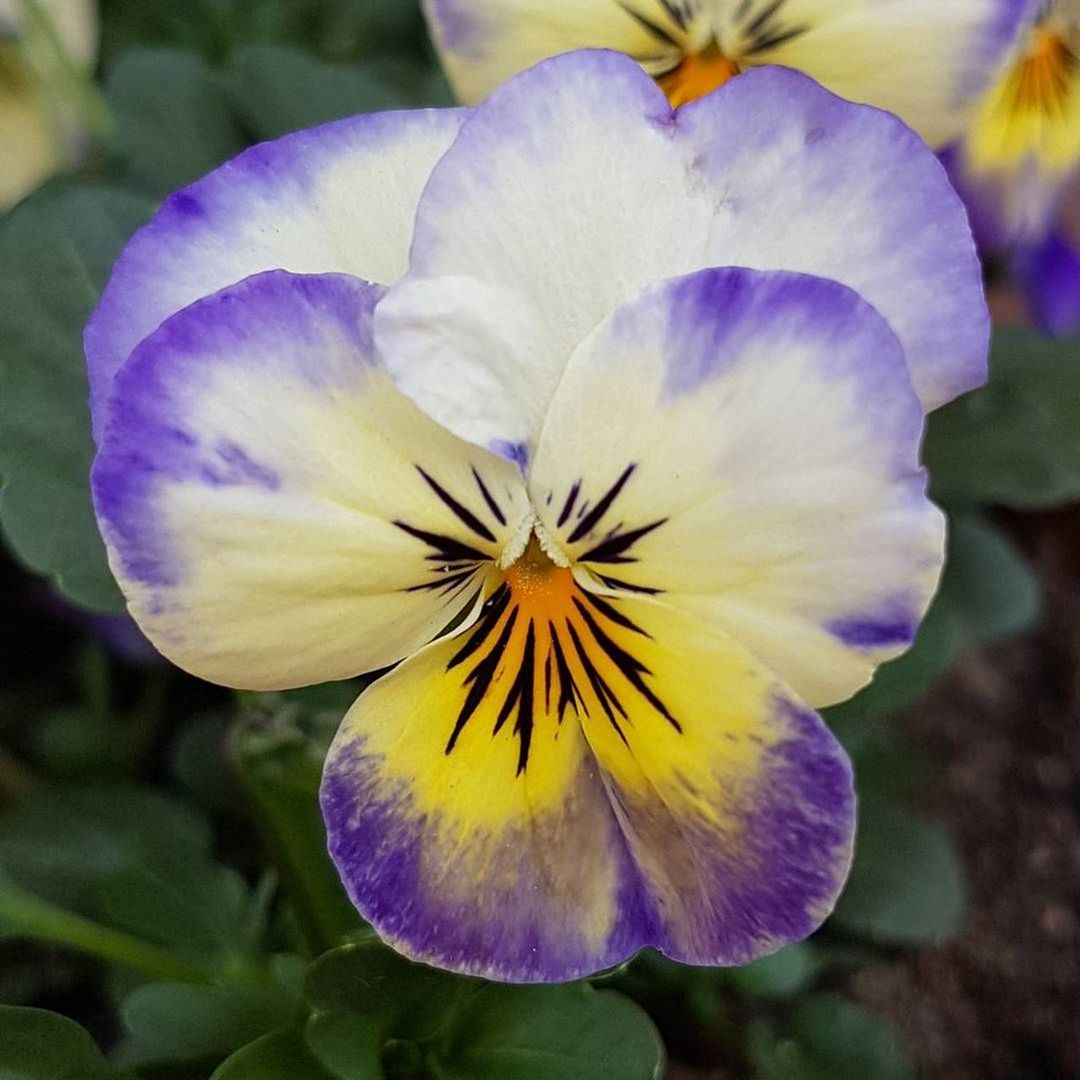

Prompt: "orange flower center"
[656,45,741,108]
[1006,25,1077,116]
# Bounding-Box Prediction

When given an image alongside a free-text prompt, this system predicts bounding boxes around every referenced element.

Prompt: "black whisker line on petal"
[566,621,630,746]
[557,480,581,527]
[417,466,497,542]
[394,521,488,564]
[405,569,476,595]
[595,573,664,596]
[743,0,787,36]
[447,584,511,669]
[493,620,537,775]
[617,0,681,47]
[567,464,637,544]
[471,466,507,526]
[582,590,652,636]
[580,518,667,564]
[446,607,518,754]
[549,622,584,724]
[574,598,682,733]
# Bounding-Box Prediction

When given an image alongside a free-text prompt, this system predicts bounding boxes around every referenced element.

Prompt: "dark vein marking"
[493,620,536,775]
[557,480,581,528]
[566,621,631,745]
[445,608,518,754]
[618,1,681,47]
[549,623,584,725]
[448,584,511,669]
[583,590,652,636]
[567,465,637,544]
[580,518,667,564]
[595,573,664,595]
[405,569,476,595]
[471,466,506,526]
[417,466,496,542]
[574,598,682,733]
[394,521,487,565]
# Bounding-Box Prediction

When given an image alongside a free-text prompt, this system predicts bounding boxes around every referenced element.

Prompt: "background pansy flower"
[423,0,1032,147]
[88,52,986,982]
[946,0,1080,334]
[0,0,98,209]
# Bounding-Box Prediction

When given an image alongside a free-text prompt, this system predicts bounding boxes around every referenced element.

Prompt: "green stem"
[0,885,212,984]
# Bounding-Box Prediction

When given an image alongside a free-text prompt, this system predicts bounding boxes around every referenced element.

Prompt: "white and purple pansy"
[424,0,1033,148]
[88,52,986,983]
[944,0,1080,334]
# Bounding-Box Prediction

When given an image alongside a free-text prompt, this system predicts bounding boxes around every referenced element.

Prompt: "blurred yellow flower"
[0,0,98,209]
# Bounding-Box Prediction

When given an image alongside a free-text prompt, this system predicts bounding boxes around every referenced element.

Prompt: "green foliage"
[0,1005,128,1080]
[749,996,914,1080]
[832,800,966,944]
[209,1030,338,1080]
[232,696,366,954]
[225,46,404,140]
[106,49,247,195]
[0,185,154,613]
[926,330,1080,508]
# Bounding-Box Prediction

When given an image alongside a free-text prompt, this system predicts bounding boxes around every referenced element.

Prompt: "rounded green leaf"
[106,48,248,195]
[225,46,402,140]
[0,185,155,613]
[303,1012,383,1079]
[832,801,965,944]
[725,942,820,1000]
[120,981,301,1065]
[0,1005,122,1079]
[926,330,1080,508]
[437,984,663,1080]
[303,942,461,1041]
[748,997,914,1080]
[209,1030,337,1080]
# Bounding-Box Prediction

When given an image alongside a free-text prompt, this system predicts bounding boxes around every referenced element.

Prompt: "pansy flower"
[89,52,986,982]
[0,0,98,209]
[423,0,1031,147]
[946,0,1080,334]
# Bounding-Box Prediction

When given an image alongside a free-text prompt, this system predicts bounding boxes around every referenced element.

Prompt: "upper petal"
[376,53,986,465]
[92,270,529,689]
[85,107,466,439]
[529,266,945,709]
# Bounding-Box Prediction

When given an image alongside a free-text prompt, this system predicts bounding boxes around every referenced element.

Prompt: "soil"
[854,508,1080,1080]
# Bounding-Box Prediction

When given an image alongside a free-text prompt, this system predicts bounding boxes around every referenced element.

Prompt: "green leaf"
[225,45,402,140]
[119,980,302,1064]
[725,942,820,1000]
[0,784,211,911]
[303,1012,383,1079]
[926,330,1080,508]
[233,705,364,955]
[304,941,461,1041]
[106,48,248,195]
[95,860,259,964]
[939,513,1041,645]
[437,984,663,1080]
[0,185,155,613]
[832,800,965,944]
[792,996,913,1080]
[0,1005,124,1079]
[209,1030,338,1080]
